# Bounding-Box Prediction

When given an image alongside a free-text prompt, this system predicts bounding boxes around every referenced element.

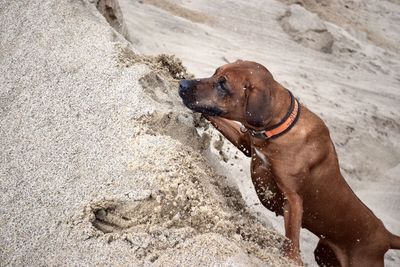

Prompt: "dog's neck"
[269,84,293,127]
[243,83,300,140]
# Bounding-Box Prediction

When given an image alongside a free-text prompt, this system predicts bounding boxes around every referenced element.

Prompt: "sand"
[0,0,294,266]
[119,0,400,266]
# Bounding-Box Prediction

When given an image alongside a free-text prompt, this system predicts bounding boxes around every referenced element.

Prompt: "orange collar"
[245,90,301,140]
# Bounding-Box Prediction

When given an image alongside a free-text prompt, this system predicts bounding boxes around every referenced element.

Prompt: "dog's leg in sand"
[204,115,251,157]
[271,162,305,265]
[282,190,303,265]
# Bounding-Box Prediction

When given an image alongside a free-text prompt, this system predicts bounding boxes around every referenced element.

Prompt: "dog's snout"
[179,79,194,96]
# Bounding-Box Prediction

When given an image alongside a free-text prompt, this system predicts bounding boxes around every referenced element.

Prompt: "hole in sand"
[91,204,133,233]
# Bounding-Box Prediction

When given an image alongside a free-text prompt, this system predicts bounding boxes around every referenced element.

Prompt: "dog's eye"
[217,81,227,92]
[217,77,229,94]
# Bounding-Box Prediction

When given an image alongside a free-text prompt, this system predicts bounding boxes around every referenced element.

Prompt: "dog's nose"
[179,79,194,96]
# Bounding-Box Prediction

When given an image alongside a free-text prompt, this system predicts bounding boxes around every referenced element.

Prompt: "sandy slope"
[0,0,296,266]
[120,0,400,265]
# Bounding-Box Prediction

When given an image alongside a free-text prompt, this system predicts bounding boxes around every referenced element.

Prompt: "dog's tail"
[389,232,400,250]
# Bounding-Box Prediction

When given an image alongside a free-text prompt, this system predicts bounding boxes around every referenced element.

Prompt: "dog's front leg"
[204,115,251,157]
[282,191,304,265]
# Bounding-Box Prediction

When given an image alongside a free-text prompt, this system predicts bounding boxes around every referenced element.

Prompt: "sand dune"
[0,0,292,266]
[120,0,400,265]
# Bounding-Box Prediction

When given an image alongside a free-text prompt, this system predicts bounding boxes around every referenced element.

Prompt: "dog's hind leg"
[389,232,400,249]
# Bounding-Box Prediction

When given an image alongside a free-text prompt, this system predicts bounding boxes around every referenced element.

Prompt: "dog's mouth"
[183,100,224,116]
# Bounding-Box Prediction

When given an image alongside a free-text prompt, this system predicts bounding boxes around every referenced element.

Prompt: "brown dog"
[178,60,400,266]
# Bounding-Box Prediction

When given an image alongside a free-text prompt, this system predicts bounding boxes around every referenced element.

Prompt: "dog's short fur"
[179,60,400,266]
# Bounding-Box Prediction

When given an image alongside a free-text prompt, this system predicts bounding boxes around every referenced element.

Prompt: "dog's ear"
[245,79,273,128]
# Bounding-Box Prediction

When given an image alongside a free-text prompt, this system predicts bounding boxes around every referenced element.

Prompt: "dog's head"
[179,60,276,129]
